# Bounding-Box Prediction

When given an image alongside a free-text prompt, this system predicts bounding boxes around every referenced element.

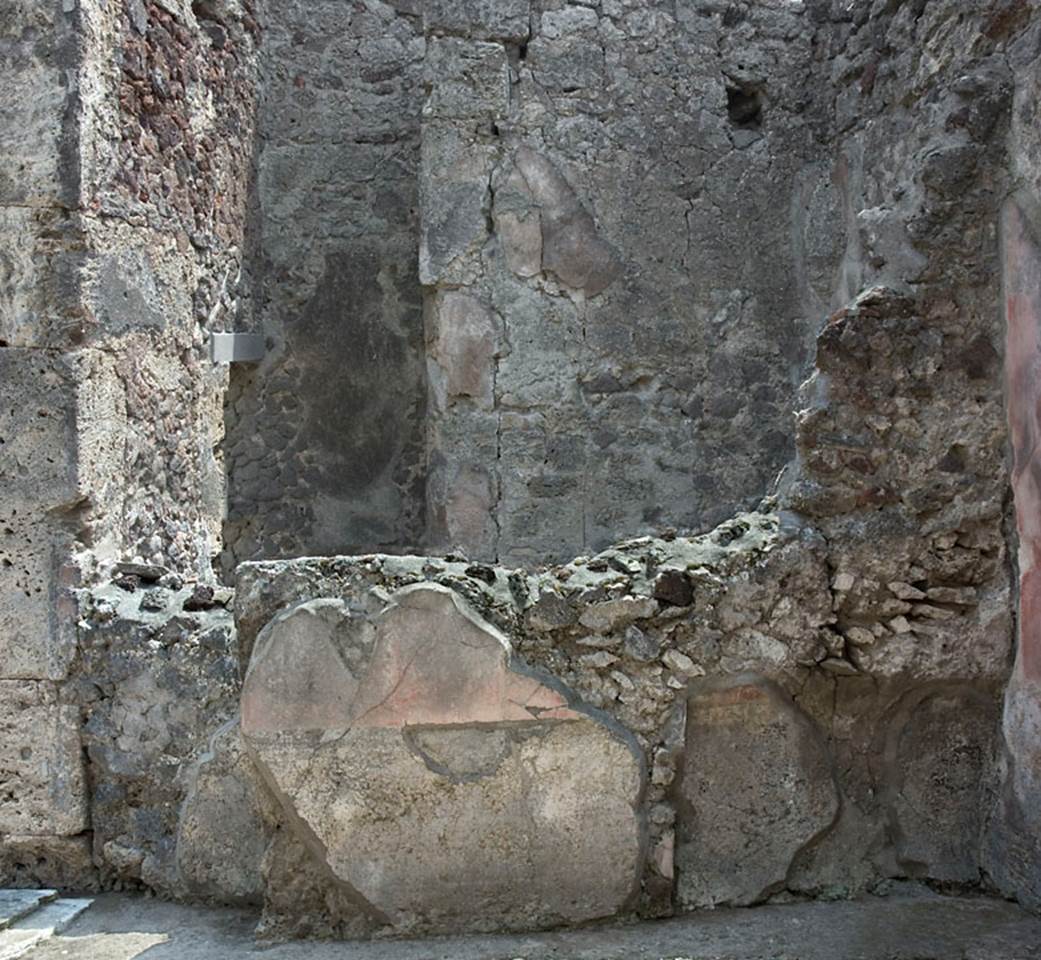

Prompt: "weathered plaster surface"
[987,196,1041,912]
[240,586,645,935]
[221,0,428,569]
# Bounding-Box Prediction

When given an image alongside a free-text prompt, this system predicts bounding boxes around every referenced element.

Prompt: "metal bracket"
[210,332,265,364]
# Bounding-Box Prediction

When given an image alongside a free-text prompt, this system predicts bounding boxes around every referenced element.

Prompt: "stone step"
[0,893,56,933]
[0,899,92,960]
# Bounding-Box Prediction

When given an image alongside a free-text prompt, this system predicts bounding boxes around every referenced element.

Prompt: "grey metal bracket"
[210,332,266,364]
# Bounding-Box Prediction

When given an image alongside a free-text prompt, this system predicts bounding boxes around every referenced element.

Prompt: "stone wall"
[74,577,237,894]
[221,0,428,571]
[1,0,98,883]
[190,485,1004,933]
[421,0,837,564]
[78,0,260,576]
[0,0,259,887]
[0,0,1039,935]
[798,0,1040,912]
[184,0,1039,926]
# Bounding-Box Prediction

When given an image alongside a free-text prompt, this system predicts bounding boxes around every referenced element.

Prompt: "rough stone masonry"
[0,0,1040,942]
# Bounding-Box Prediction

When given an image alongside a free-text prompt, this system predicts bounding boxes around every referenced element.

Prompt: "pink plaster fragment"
[241,600,358,735]
[1004,201,1041,684]
[242,587,583,737]
[349,586,581,728]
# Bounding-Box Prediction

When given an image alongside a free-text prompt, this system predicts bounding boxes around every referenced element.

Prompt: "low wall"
[159,500,1006,935]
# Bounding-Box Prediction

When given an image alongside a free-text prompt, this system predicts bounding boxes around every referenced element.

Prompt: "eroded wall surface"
[211,478,1005,934]
[221,0,428,570]
[421,0,840,564]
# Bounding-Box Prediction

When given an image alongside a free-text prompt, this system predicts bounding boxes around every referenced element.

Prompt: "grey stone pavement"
[15,889,1041,960]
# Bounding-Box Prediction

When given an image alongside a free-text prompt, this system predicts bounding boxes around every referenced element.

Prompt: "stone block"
[86,247,167,335]
[419,130,496,286]
[0,350,123,680]
[425,453,499,561]
[492,290,584,408]
[676,675,839,908]
[0,350,80,508]
[0,0,75,207]
[423,38,510,123]
[527,29,606,94]
[496,409,589,564]
[0,681,87,838]
[884,686,999,884]
[241,585,646,935]
[0,511,76,681]
[0,349,123,512]
[0,835,96,891]
[0,207,84,348]
[0,208,47,346]
[491,164,543,278]
[177,721,277,903]
[424,0,531,42]
[509,147,622,298]
[427,292,499,411]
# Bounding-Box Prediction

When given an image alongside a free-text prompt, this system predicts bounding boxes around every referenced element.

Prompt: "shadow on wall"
[220,0,427,573]
[222,249,426,576]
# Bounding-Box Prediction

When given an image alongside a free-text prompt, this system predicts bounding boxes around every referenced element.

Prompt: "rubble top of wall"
[235,507,785,663]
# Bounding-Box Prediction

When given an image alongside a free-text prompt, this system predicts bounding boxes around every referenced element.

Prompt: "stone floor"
[12,888,1041,960]
[0,893,92,960]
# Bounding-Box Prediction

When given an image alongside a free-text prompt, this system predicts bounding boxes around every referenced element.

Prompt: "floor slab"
[0,892,55,932]
[0,899,92,960]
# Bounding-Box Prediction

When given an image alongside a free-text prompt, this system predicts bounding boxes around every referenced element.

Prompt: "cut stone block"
[676,675,839,908]
[0,0,74,208]
[423,38,510,125]
[491,163,543,278]
[0,898,92,960]
[0,891,56,931]
[0,350,78,680]
[0,349,123,513]
[886,687,998,884]
[0,511,77,681]
[424,0,531,42]
[0,349,123,680]
[241,585,646,935]
[0,351,80,509]
[0,837,95,891]
[427,292,498,411]
[509,147,622,298]
[0,207,84,348]
[0,682,87,837]
[419,130,497,287]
